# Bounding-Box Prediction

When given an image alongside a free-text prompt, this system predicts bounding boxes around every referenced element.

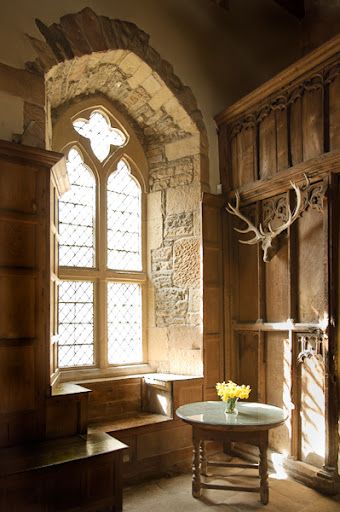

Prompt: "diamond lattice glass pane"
[73,110,127,162]
[107,283,142,364]
[59,148,95,267]
[58,280,94,368]
[107,160,142,271]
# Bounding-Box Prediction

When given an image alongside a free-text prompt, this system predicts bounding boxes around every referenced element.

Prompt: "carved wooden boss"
[226,178,307,262]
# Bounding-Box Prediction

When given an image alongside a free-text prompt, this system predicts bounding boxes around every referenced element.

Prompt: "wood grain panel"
[302,88,323,161]
[232,209,258,322]
[236,127,255,186]
[290,98,303,166]
[0,161,37,213]
[173,379,203,410]
[231,136,239,189]
[297,207,325,323]
[204,246,222,284]
[0,275,35,338]
[203,335,223,390]
[237,333,258,400]
[85,378,142,423]
[266,332,291,454]
[46,398,79,439]
[265,242,288,322]
[204,286,222,334]
[137,424,192,460]
[259,111,276,179]
[0,345,35,413]
[276,109,288,171]
[0,220,36,267]
[300,357,325,467]
[202,204,221,245]
[329,74,340,150]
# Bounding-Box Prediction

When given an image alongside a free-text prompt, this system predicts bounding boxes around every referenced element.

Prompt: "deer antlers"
[226,179,307,262]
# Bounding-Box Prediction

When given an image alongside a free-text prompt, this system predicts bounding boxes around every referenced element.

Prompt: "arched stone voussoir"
[27,7,207,140]
[46,51,200,145]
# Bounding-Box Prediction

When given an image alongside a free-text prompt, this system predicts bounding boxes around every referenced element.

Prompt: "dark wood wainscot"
[0,140,127,511]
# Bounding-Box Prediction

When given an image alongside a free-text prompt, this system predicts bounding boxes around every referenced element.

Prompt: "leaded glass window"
[59,148,95,268]
[107,160,142,271]
[107,282,142,364]
[57,107,145,372]
[58,281,94,368]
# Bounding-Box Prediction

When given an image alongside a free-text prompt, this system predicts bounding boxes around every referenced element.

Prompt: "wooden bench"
[0,432,127,512]
[82,374,204,483]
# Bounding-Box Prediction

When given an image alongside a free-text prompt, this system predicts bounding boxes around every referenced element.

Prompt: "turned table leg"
[192,433,201,498]
[259,434,269,505]
[199,440,207,476]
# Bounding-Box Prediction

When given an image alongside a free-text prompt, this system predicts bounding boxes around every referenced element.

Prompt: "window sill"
[58,363,156,384]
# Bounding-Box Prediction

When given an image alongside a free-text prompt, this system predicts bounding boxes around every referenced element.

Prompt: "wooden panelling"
[236,127,255,186]
[237,333,258,400]
[173,379,203,411]
[265,243,288,322]
[232,208,259,322]
[300,356,325,468]
[0,220,36,267]
[0,346,35,413]
[329,74,340,150]
[0,161,37,213]
[231,136,239,189]
[276,109,289,172]
[297,207,324,323]
[302,88,324,161]
[85,378,142,423]
[290,98,303,166]
[259,111,276,179]
[46,399,79,439]
[266,332,291,454]
[202,203,221,245]
[203,335,223,390]
[137,424,192,460]
[204,286,222,333]
[216,37,340,491]
[204,246,222,284]
[236,236,258,322]
[0,275,35,338]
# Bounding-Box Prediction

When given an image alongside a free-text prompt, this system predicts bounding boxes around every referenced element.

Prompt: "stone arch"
[28,8,207,375]
[27,7,207,142]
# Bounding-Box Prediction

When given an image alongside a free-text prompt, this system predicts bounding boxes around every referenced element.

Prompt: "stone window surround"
[54,98,149,381]
[30,7,209,378]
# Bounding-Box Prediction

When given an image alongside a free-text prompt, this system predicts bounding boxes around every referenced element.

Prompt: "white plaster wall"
[0,0,301,191]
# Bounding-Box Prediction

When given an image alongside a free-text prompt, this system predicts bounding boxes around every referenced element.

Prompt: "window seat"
[89,411,172,434]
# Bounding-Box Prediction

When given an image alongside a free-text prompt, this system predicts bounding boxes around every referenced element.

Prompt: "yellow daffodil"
[216,380,251,401]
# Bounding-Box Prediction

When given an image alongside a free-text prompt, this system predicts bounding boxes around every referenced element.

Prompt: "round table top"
[176,401,287,430]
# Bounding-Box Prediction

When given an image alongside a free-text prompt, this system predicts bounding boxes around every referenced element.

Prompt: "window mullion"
[98,168,108,369]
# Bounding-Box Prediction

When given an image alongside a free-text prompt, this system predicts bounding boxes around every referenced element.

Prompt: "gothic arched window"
[56,104,146,373]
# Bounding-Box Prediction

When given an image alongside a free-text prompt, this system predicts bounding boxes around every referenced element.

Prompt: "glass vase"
[224,397,238,415]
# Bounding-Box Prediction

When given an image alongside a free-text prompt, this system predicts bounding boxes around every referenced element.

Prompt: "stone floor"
[124,458,340,512]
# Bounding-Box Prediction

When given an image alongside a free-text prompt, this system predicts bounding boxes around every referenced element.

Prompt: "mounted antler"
[226,179,307,262]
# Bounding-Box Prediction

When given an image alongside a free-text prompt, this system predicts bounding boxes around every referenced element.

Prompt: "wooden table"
[176,401,287,505]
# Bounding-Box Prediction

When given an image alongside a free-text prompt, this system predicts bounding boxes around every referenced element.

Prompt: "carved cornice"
[215,34,340,127]
[229,63,340,138]
[226,150,340,206]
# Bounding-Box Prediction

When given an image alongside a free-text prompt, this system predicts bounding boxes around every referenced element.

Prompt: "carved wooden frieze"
[229,63,340,138]
[297,331,325,365]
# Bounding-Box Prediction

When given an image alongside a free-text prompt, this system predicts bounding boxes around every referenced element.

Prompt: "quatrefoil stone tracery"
[73,110,127,162]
